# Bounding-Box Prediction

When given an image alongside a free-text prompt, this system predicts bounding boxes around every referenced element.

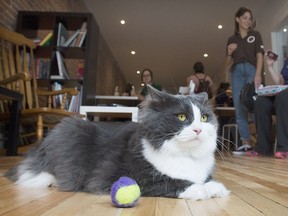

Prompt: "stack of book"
[59,22,87,47]
[51,81,82,112]
[50,51,70,80]
[50,22,87,80]
[68,86,82,113]
[37,32,53,46]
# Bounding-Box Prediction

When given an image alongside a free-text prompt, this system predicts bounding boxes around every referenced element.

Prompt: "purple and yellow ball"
[110,177,141,208]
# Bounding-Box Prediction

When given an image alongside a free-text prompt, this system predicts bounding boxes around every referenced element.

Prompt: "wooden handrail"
[0,26,36,49]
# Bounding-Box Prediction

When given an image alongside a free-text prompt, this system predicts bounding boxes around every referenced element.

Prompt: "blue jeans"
[231,62,256,143]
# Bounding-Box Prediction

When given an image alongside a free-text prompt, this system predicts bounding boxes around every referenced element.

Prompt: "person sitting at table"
[215,82,237,147]
[139,68,162,100]
[215,82,233,129]
[215,82,233,107]
[246,50,288,159]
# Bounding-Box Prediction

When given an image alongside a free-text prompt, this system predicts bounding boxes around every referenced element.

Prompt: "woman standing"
[225,7,264,155]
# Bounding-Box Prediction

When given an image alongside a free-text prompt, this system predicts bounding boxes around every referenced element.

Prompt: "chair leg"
[37,115,43,141]
[221,124,238,152]
[235,125,238,150]
[274,138,277,153]
[227,127,231,152]
[221,125,225,152]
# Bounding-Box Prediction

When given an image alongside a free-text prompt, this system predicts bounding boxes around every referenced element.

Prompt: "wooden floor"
[0,148,288,216]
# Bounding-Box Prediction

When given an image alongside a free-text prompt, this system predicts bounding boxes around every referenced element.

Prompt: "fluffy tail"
[5,158,57,188]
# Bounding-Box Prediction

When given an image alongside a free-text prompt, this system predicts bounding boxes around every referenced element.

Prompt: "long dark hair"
[141,68,153,81]
[234,7,253,35]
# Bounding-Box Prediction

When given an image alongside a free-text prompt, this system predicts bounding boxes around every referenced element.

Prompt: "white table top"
[215,107,235,111]
[80,106,139,122]
[95,95,139,100]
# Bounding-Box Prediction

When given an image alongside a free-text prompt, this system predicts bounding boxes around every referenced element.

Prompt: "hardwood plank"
[39,193,108,216]
[0,190,73,216]
[0,186,53,215]
[187,198,230,215]
[154,197,192,216]
[1,151,288,215]
[120,197,156,216]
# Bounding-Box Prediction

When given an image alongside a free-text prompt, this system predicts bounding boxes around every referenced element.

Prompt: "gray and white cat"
[5,86,229,200]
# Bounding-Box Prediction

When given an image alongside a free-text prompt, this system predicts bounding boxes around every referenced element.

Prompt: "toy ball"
[110,176,141,208]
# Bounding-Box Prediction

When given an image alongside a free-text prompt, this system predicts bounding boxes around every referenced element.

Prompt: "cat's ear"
[146,85,165,100]
[192,92,209,101]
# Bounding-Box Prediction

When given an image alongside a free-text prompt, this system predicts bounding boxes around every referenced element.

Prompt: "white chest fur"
[142,139,215,184]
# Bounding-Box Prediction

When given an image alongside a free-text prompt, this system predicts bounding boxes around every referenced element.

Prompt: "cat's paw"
[178,182,230,200]
[178,184,209,200]
[204,181,230,198]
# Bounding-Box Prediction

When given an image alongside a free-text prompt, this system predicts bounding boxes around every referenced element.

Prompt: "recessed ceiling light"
[141,83,144,86]
[204,53,208,57]
[131,51,136,55]
[218,25,223,29]
[283,28,287,32]
[120,20,125,24]
[137,70,140,74]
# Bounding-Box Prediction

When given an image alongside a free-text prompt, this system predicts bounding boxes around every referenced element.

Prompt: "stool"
[221,123,238,152]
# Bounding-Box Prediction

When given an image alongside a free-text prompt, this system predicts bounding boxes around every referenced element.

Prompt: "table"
[80,106,139,122]
[215,107,235,117]
[0,86,23,156]
[95,95,140,107]
[95,95,139,100]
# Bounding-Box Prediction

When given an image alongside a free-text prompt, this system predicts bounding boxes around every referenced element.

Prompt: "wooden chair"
[0,26,83,151]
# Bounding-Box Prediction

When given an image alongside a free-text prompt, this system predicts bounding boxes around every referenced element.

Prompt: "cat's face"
[139,86,218,157]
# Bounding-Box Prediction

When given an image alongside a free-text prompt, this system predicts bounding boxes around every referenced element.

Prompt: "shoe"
[232,144,252,155]
[246,150,258,157]
[274,152,288,159]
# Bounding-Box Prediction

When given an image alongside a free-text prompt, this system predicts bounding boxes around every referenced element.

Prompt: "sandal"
[246,150,258,157]
[274,152,288,159]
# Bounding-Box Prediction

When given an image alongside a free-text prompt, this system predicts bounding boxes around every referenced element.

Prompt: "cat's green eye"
[201,115,208,122]
[178,114,186,121]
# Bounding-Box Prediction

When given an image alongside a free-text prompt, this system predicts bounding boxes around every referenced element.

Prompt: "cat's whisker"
[216,138,234,161]
[215,145,230,162]
[218,137,237,150]
[214,149,228,173]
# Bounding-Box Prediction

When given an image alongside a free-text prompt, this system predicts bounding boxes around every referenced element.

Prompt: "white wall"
[257,0,288,85]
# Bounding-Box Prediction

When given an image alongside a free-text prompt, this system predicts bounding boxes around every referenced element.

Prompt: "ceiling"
[83,0,268,93]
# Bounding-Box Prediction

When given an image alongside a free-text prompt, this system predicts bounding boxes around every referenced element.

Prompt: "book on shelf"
[73,22,87,47]
[68,87,82,112]
[36,58,50,79]
[77,60,84,79]
[54,51,70,79]
[51,82,63,108]
[39,32,53,46]
[50,75,65,80]
[68,94,77,112]
[33,38,41,46]
[57,23,68,46]
[63,29,80,47]
[78,30,87,47]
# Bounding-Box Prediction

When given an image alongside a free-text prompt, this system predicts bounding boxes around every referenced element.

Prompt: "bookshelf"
[16,11,100,106]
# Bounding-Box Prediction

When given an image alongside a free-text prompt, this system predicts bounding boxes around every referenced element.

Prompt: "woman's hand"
[265,51,276,67]
[254,74,262,90]
[227,43,237,55]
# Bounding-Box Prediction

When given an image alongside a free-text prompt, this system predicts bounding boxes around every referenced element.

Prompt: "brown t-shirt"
[227,30,264,68]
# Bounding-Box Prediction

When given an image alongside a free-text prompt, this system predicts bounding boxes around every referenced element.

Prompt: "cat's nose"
[193,128,202,135]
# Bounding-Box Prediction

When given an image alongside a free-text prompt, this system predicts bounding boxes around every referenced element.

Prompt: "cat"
[5,86,230,200]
